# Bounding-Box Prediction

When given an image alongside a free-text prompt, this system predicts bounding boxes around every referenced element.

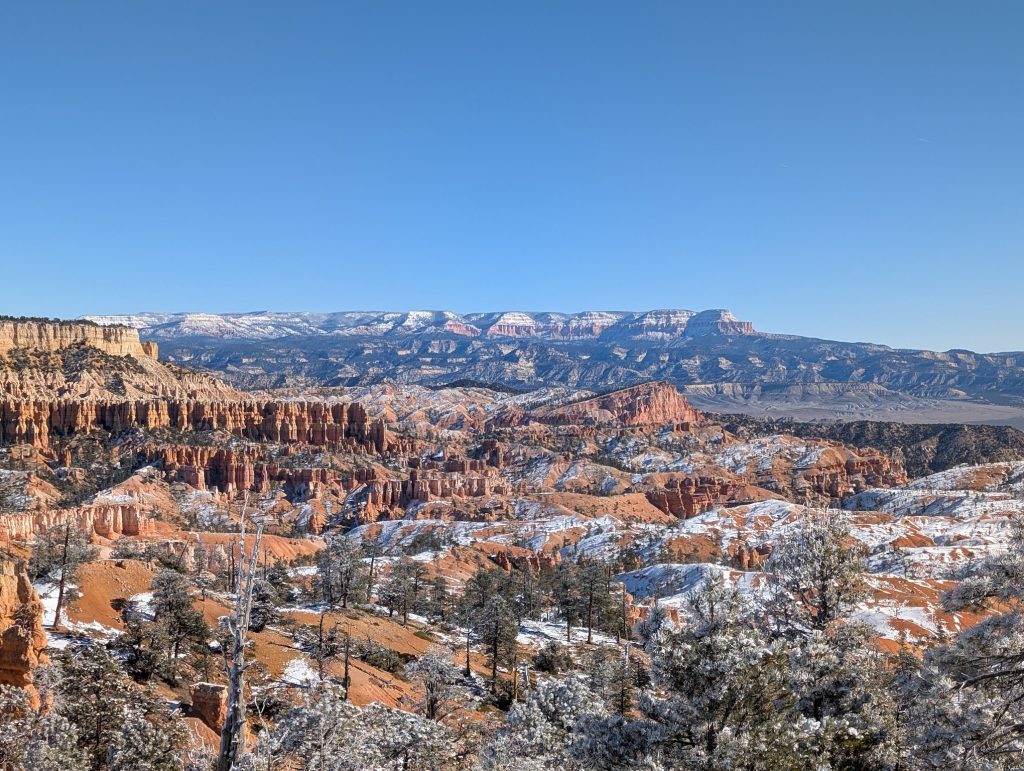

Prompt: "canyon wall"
[0,398,393,453]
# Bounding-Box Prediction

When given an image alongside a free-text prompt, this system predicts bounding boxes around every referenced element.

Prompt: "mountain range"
[83,309,1024,428]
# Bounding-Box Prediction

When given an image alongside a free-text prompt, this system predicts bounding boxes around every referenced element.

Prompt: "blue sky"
[1,2,1021,352]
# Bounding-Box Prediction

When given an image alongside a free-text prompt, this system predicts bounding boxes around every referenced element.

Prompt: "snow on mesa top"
[81,308,756,341]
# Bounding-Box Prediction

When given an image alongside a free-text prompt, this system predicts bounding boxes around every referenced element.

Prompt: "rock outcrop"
[645,476,780,518]
[794,447,907,499]
[190,682,228,732]
[537,382,703,428]
[0,553,48,695]
[365,468,508,512]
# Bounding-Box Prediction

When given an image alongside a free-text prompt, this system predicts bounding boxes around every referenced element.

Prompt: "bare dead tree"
[217,495,263,771]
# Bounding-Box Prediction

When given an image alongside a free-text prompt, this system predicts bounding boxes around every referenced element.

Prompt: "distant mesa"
[82,308,758,342]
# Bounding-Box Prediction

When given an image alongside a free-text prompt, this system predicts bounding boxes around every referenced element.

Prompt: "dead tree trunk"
[217,496,263,771]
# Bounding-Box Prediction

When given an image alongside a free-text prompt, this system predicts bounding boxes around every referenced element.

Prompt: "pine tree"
[248,578,282,633]
[245,684,460,770]
[554,562,581,643]
[482,676,606,771]
[576,559,612,644]
[762,508,867,637]
[908,513,1024,766]
[473,594,519,694]
[29,523,98,630]
[0,684,87,771]
[52,646,134,769]
[150,569,210,684]
[105,705,190,771]
[641,575,803,768]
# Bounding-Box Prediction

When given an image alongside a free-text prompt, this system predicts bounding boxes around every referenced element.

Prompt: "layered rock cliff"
[0,398,393,453]
[0,319,157,359]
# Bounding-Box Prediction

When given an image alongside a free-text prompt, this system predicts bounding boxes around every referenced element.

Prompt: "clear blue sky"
[1,2,1021,352]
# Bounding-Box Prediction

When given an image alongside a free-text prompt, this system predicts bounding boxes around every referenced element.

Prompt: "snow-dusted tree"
[481,676,607,771]
[905,513,1024,767]
[105,704,190,771]
[315,535,367,609]
[424,574,451,623]
[247,577,281,633]
[576,559,613,644]
[533,640,574,675]
[29,522,98,629]
[634,600,671,646]
[760,508,907,768]
[602,646,638,717]
[243,684,459,770]
[763,508,868,636]
[641,574,804,768]
[404,645,463,720]
[0,683,87,771]
[360,701,459,770]
[787,624,902,769]
[52,646,136,770]
[380,557,427,625]
[553,562,581,642]
[294,609,347,688]
[362,528,388,603]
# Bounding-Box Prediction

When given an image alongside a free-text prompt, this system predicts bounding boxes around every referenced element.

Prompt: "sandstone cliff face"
[0,320,157,359]
[0,503,155,541]
[146,443,386,496]
[539,382,702,428]
[0,554,48,694]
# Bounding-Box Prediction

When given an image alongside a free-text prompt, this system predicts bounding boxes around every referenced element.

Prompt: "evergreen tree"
[0,684,87,771]
[473,594,519,694]
[554,562,581,643]
[248,578,282,633]
[482,676,606,771]
[576,559,612,644]
[641,575,802,768]
[150,569,210,684]
[29,523,98,629]
[244,684,460,770]
[762,509,867,637]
